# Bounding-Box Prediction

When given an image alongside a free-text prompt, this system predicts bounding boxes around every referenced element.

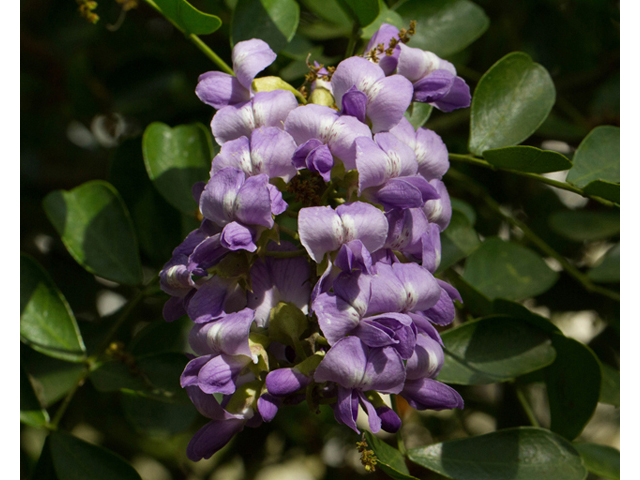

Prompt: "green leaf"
[43,181,143,286]
[599,363,620,407]
[129,316,192,356]
[21,367,50,428]
[483,146,571,173]
[49,431,142,480]
[462,238,559,301]
[574,443,619,480]
[545,334,601,440]
[407,427,587,480]
[22,352,86,406]
[339,0,380,27]
[404,102,433,129]
[395,0,489,57]
[449,198,476,225]
[90,353,189,403]
[232,0,300,53]
[31,438,59,480]
[438,209,480,271]
[582,180,620,203]
[450,273,493,317]
[491,299,561,335]
[437,316,556,385]
[152,0,222,35]
[364,432,418,480]
[361,0,403,38]
[469,52,556,155]
[566,126,620,188]
[298,0,351,29]
[548,210,620,242]
[120,391,198,435]
[588,243,619,283]
[142,122,213,214]
[20,254,86,362]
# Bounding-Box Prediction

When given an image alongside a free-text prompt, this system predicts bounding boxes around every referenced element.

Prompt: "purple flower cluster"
[160,25,467,461]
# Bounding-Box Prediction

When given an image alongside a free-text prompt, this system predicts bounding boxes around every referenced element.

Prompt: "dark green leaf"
[574,443,619,480]
[437,316,556,385]
[599,363,619,407]
[548,210,619,242]
[21,367,50,428]
[142,122,213,214]
[129,316,192,356]
[588,243,619,283]
[449,198,476,225]
[339,0,380,27]
[491,299,561,335]
[120,391,198,435]
[20,254,86,362]
[462,238,559,301]
[364,432,418,480]
[232,0,300,53]
[469,52,556,155]
[407,427,587,480]
[90,353,189,403]
[298,0,351,29]
[567,126,620,188]
[153,0,222,35]
[582,180,620,203]
[404,102,433,129]
[361,0,402,38]
[31,438,59,480]
[546,334,601,440]
[22,352,86,407]
[395,0,489,57]
[49,431,142,480]
[438,210,480,271]
[483,146,571,173]
[43,181,143,286]
[109,138,184,266]
[450,273,493,316]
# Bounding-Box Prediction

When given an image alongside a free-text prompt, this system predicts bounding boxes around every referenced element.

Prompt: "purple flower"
[331,57,413,133]
[284,104,372,178]
[355,135,439,210]
[199,168,287,252]
[196,39,276,110]
[389,117,450,180]
[422,179,452,231]
[211,127,297,182]
[211,90,298,145]
[188,308,255,358]
[184,387,248,461]
[248,243,312,328]
[397,43,471,112]
[401,378,464,411]
[364,23,401,75]
[298,202,389,267]
[314,336,406,433]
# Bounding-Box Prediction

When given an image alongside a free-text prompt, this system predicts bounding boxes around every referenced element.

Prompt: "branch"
[448,153,618,208]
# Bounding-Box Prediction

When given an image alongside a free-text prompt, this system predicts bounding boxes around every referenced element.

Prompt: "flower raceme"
[159,25,467,461]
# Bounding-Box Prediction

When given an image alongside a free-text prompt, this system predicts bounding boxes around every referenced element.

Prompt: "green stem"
[447,168,620,302]
[320,181,335,205]
[391,395,406,455]
[515,384,540,428]
[143,0,234,75]
[345,21,360,58]
[278,224,300,240]
[448,153,618,208]
[50,368,88,429]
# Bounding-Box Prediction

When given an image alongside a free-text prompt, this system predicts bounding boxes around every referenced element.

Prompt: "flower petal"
[298,206,344,262]
[211,101,256,145]
[249,127,297,181]
[405,333,444,380]
[414,128,449,180]
[336,201,389,253]
[314,336,368,388]
[284,104,339,145]
[327,115,373,170]
[200,167,245,226]
[366,75,414,133]
[186,418,245,461]
[341,86,368,123]
[196,72,251,109]
[234,174,274,228]
[220,222,259,252]
[331,57,385,109]
[211,136,252,177]
[401,378,464,410]
[430,76,472,112]
[412,70,456,103]
[232,39,277,90]
[188,308,255,357]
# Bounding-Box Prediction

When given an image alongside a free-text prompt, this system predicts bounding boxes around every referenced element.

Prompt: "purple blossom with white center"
[314,336,405,433]
[298,202,388,270]
[331,56,413,133]
[210,127,297,182]
[188,308,255,358]
[389,117,450,180]
[364,23,401,75]
[247,243,311,328]
[284,104,372,178]
[397,43,471,112]
[196,39,276,110]
[211,90,298,145]
[355,134,440,210]
[199,167,287,252]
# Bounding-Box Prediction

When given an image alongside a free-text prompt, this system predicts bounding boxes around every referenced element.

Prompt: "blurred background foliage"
[21,0,619,479]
